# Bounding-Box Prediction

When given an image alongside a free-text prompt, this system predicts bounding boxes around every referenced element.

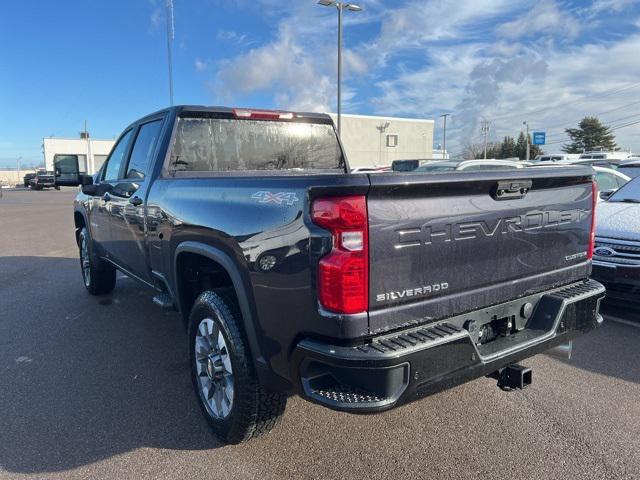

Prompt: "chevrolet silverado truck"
[30,169,59,190]
[73,106,605,444]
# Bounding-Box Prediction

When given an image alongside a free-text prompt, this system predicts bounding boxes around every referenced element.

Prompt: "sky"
[1,0,640,167]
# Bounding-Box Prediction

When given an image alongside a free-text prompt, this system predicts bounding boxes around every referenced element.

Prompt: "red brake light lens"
[588,180,597,260]
[312,195,368,314]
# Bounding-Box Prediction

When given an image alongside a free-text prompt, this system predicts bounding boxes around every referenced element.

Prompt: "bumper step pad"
[312,385,383,404]
[358,322,462,354]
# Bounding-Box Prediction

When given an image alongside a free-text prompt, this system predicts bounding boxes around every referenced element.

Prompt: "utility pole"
[481,119,490,160]
[440,113,450,159]
[166,0,175,106]
[523,121,530,161]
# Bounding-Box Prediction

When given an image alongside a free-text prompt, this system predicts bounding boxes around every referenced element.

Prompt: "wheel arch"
[74,209,88,246]
[173,241,270,377]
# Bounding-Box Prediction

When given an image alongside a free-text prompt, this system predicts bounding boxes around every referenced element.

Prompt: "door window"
[103,129,134,181]
[126,120,163,180]
[595,172,618,191]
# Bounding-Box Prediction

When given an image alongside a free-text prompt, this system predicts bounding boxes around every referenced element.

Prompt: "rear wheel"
[189,291,287,444]
[78,227,116,295]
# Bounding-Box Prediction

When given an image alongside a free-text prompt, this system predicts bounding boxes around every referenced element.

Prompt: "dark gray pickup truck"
[73,106,605,444]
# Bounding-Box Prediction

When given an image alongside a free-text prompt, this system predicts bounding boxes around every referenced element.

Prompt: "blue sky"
[2,0,640,167]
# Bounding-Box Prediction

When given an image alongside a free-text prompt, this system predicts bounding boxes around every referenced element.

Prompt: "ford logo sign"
[594,246,616,257]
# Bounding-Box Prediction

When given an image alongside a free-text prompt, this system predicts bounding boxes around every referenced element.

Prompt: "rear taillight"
[312,195,368,314]
[588,180,597,260]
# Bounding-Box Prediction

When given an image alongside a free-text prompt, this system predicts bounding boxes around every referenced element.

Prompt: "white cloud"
[194,58,209,72]
[206,0,640,152]
[587,0,637,15]
[217,29,249,45]
[498,0,581,40]
[213,24,335,112]
[148,0,163,31]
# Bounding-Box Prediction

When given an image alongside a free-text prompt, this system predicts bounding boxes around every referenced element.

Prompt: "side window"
[595,172,618,191]
[103,129,134,181]
[126,120,163,180]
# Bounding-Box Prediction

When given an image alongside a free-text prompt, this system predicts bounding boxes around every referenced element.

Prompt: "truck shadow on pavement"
[0,257,223,475]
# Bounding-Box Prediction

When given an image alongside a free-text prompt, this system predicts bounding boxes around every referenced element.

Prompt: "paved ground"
[1,188,639,480]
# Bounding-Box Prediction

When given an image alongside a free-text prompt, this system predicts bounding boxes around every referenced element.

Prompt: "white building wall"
[43,138,115,175]
[329,113,434,168]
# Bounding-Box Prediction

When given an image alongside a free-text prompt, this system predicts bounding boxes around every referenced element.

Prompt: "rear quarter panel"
[145,173,369,380]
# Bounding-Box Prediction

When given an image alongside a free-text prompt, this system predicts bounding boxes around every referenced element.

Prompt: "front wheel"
[189,291,287,444]
[78,227,116,295]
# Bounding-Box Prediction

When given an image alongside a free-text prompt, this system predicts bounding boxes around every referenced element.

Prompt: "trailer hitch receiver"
[490,364,532,391]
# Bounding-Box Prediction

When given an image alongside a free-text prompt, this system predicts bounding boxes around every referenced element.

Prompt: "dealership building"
[42,113,435,175]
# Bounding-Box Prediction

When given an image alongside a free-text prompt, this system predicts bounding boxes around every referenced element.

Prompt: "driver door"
[107,117,165,283]
[89,129,134,259]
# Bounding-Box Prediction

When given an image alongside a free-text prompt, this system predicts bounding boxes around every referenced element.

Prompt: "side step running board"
[152,293,175,310]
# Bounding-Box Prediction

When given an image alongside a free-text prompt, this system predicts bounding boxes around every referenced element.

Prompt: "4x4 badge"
[252,191,299,206]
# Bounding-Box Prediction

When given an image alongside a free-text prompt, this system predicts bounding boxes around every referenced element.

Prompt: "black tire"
[78,227,116,295]
[189,291,287,444]
[55,185,60,190]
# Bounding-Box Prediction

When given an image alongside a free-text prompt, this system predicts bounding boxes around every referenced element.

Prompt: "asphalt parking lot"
[1,188,639,480]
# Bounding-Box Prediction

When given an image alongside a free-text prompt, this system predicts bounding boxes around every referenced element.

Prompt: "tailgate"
[367,167,594,333]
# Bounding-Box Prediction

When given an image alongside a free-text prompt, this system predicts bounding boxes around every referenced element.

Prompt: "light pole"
[523,121,530,161]
[481,119,490,160]
[440,114,450,159]
[317,1,362,138]
[166,0,175,106]
[16,156,22,186]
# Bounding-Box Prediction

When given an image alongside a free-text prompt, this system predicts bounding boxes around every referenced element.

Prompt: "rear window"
[618,166,640,178]
[170,117,344,172]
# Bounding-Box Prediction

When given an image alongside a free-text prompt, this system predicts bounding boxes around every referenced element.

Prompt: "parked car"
[617,160,640,179]
[578,151,634,162]
[29,170,58,190]
[591,176,640,303]
[23,171,37,187]
[592,166,630,200]
[413,159,525,172]
[72,106,604,444]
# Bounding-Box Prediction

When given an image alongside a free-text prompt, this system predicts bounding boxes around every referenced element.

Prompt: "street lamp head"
[317,1,362,10]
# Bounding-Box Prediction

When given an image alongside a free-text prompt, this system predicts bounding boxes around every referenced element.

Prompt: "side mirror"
[79,174,94,186]
[80,175,97,195]
[599,189,615,201]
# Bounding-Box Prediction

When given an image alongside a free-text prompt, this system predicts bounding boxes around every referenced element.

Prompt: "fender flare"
[173,241,268,373]
[73,208,90,245]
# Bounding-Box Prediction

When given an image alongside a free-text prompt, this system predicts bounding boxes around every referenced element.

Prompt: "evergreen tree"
[563,117,617,153]
[499,136,517,158]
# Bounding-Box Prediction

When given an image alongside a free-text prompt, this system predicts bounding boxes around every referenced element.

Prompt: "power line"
[490,81,640,123]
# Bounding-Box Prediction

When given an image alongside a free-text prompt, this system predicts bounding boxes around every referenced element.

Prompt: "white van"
[533,153,581,162]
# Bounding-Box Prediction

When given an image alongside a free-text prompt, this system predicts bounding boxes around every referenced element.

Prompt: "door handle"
[102,193,111,202]
[129,196,143,206]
